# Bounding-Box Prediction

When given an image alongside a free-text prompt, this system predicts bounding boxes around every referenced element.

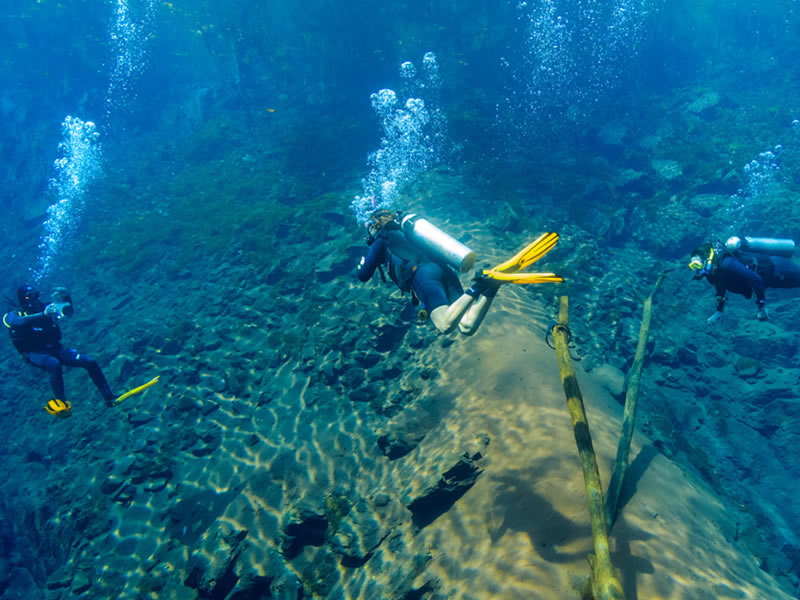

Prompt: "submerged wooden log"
[551,296,625,600]
[604,273,665,531]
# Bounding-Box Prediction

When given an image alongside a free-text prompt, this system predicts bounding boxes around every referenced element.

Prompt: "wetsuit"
[707,252,800,312]
[3,309,114,404]
[358,226,464,311]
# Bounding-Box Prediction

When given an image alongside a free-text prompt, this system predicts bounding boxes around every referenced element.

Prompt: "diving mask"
[689,248,715,278]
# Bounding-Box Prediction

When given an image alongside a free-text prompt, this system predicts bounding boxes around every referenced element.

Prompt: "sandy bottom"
[401,290,792,600]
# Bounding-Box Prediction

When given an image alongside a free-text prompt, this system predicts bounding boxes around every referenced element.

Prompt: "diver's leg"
[58,347,115,404]
[414,263,475,334]
[458,281,502,336]
[430,294,476,334]
[771,258,800,288]
[26,352,66,400]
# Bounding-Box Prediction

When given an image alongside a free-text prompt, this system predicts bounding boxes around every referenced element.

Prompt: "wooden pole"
[551,296,625,600]
[604,273,665,531]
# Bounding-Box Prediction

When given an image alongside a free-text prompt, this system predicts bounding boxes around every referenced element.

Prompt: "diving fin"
[486,232,559,274]
[113,376,160,405]
[482,270,564,284]
[45,398,72,418]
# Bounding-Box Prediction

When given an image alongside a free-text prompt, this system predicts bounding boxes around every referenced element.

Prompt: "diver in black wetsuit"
[357,209,500,336]
[3,285,117,407]
[689,237,800,323]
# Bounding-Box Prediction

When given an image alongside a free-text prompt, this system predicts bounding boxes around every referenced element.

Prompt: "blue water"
[1,0,800,598]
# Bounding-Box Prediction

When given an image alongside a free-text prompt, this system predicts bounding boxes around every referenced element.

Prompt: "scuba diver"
[3,285,117,414]
[689,236,800,324]
[357,209,563,335]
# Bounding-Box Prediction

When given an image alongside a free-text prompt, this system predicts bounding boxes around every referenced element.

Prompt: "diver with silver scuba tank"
[689,236,800,323]
[357,209,563,336]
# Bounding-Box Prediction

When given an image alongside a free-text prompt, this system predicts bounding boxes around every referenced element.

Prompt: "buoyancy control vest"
[4,311,62,354]
[381,226,434,292]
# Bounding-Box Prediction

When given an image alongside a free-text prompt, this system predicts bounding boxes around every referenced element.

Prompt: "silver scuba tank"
[400,214,477,272]
[725,236,795,258]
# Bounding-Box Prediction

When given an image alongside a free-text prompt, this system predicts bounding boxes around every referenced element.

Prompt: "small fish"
[265,108,276,113]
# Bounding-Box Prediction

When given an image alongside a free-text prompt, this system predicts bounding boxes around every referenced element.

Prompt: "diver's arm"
[705,282,726,325]
[3,310,50,327]
[357,237,387,282]
[2,300,67,327]
[713,286,727,313]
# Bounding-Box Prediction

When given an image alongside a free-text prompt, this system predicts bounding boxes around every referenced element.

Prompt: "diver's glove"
[707,311,723,325]
[43,302,72,319]
[465,276,502,298]
[756,300,769,321]
[465,276,489,298]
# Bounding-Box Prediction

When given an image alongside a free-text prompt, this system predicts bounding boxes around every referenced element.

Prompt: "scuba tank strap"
[409,275,420,306]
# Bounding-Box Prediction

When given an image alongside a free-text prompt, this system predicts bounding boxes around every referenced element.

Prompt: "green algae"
[73,122,341,282]
[324,493,352,537]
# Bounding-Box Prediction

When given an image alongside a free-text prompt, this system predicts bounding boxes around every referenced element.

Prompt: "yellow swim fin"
[487,232,559,274]
[114,376,160,405]
[45,398,72,418]
[482,270,564,284]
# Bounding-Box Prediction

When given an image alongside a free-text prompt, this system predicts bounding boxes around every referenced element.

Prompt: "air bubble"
[34,117,103,281]
[352,54,446,224]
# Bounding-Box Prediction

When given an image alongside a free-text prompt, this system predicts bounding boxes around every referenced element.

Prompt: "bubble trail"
[351,53,447,225]
[34,117,103,282]
[105,0,158,124]
[32,0,157,280]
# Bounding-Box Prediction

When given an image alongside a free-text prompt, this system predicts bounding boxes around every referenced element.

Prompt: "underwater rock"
[628,198,699,257]
[342,366,366,388]
[651,159,683,180]
[184,526,247,599]
[378,429,426,460]
[281,505,328,559]
[734,357,763,379]
[108,355,136,385]
[597,120,628,145]
[686,90,720,115]
[330,497,388,568]
[676,346,698,366]
[749,408,780,439]
[354,350,381,368]
[190,423,222,457]
[111,483,137,506]
[349,383,378,403]
[614,168,652,194]
[582,206,627,240]
[209,375,227,393]
[406,328,428,349]
[318,358,340,385]
[686,192,730,217]
[128,411,155,427]
[592,364,626,400]
[70,569,92,595]
[377,411,432,459]
[371,322,408,353]
[406,445,486,528]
